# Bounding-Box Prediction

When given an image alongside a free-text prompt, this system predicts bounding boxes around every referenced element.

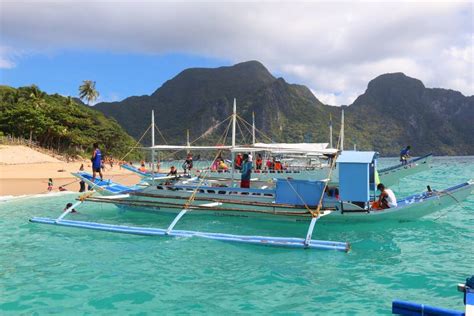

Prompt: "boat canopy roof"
[146,145,233,150]
[143,143,337,154]
[337,151,377,164]
[232,142,338,155]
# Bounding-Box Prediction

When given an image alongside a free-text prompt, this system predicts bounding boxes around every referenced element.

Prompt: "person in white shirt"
[372,183,397,209]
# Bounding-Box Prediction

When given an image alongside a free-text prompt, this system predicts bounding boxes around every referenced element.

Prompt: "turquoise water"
[1,157,473,314]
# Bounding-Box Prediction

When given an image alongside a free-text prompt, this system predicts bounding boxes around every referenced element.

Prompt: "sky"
[0,0,472,105]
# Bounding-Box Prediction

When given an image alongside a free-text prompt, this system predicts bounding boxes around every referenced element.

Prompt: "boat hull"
[85,180,473,223]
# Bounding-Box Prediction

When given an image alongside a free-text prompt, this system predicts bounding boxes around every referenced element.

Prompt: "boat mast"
[340,109,344,151]
[151,110,155,174]
[231,98,237,186]
[186,129,190,154]
[252,111,256,145]
[329,113,333,148]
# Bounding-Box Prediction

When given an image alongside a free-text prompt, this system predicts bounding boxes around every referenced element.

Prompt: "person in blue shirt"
[400,145,411,165]
[240,154,253,188]
[91,143,103,181]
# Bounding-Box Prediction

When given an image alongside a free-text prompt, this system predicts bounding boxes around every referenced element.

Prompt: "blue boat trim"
[29,217,350,252]
[392,275,473,316]
[76,172,140,194]
[392,300,464,316]
[395,181,471,208]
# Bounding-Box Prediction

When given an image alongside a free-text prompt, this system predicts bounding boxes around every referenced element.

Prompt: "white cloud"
[0,46,17,69]
[0,0,472,104]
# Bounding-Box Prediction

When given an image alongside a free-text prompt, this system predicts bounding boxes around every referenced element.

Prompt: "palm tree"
[78,80,99,105]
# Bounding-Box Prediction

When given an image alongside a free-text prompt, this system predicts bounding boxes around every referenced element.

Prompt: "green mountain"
[0,85,139,158]
[95,61,339,147]
[91,61,473,156]
[345,73,474,155]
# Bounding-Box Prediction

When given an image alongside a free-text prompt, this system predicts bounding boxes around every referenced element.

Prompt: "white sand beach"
[0,145,140,196]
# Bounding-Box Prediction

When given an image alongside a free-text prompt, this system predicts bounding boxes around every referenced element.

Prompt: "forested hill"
[345,73,474,155]
[0,85,138,158]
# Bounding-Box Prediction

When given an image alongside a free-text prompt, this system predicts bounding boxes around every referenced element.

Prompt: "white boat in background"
[378,153,433,187]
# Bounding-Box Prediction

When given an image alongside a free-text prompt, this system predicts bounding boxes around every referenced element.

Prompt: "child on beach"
[47,178,53,192]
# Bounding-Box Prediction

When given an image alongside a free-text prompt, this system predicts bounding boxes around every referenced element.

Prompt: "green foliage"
[78,80,99,105]
[0,85,140,159]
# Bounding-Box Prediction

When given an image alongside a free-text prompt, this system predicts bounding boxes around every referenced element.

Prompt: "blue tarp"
[275,179,326,206]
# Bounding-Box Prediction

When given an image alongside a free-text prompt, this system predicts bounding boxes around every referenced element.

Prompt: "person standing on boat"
[400,146,411,165]
[167,166,178,179]
[234,153,243,170]
[240,154,252,188]
[91,143,103,181]
[372,183,397,209]
[255,154,263,170]
[182,153,193,174]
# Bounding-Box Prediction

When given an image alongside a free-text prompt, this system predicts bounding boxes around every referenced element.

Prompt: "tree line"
[0,84,140,159]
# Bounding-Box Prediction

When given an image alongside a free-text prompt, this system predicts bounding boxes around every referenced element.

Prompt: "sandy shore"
[0,145,140,196]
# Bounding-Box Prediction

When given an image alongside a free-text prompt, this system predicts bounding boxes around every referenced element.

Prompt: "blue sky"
[1,1,472,105]
[1,51,231,102]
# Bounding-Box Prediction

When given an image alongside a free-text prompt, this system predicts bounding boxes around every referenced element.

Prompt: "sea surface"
[1,157,473,314]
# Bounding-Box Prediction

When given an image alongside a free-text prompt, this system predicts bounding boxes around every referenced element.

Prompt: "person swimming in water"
[63,203,77,213]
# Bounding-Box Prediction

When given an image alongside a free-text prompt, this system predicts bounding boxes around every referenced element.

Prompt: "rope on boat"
[181,118,233,211]
[284,131,341,218]
[158,115,233,161]
[153,122,168,145]
[433,189,466,221]
[119,124,152,162]
[236,114,273,143]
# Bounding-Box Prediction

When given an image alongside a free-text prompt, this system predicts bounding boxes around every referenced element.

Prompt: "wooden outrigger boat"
[378,153,433,187]
[65,151,473,223]
[28,106,470,252]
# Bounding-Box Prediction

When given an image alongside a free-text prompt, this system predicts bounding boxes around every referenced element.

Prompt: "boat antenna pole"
[186,129,190,155]
[329,113,333,148]
[252,111,256,145]
[231,98,237,187]
[151,110,156,182]
[340,109,344,151]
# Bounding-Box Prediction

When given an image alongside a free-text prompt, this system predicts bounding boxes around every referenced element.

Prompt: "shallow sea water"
[0,157,473,314]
